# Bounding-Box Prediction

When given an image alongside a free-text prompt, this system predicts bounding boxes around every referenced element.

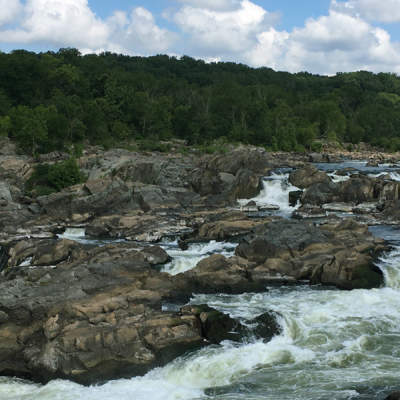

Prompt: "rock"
[301,174,400,206]
[180,304,240,343]
[0,241,246,384]
[201,147,272,175]
[232,219,386,289]
[289,190,303,207]
[301,181,340,205]
[0,246,7,271]
[134,185,187,212]
[178,210,270,244]
[218,172,235,187]
[0,182,12,203]
[385,392,400,400]
[292,205,327,219]
[6,238,78,269]
[142,246,171,265]
[352,202,378,214]
[248,312,281,342]
[366,160,379,167]
[37,178,138,220]
[230,169,262,200]
[258,204,280,211]
[322,203,354,213]
[289,165,331,189]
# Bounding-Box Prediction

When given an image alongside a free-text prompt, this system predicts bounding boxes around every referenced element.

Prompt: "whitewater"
[2,169,400,400]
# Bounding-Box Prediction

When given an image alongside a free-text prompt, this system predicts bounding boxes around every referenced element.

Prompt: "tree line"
[1,48,400,154]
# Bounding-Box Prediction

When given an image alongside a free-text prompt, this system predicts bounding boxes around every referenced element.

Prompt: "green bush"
[137,139,171,152]
[26,158,86,196]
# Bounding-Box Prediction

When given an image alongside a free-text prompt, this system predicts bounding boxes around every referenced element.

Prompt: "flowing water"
[161,240,237,275]
[3,164,400,399]
[238,172,300,216]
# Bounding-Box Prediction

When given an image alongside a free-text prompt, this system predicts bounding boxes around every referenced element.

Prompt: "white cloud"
[173,0,278,57]
[1,0,400,75]
[275,11,400,74]
[0,0,22,26]
[176,0,241,11]
[331,0,400,23]
[0,0,109,48]
[107,7,177,55]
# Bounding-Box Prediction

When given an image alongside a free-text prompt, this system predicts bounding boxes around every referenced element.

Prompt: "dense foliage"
[26,158,86,196]
[1,48,400,153]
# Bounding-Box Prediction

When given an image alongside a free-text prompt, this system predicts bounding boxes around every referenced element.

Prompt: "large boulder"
[301,175,400,206]
[289,165,331,189]
[37,178,138,220]
[230,168,262,200]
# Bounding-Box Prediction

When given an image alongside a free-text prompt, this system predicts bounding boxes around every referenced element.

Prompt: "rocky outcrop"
[186,219,386,291]
[301,174,400,206]
[178,210,274,245]
[0,240,251,384]
[289,164,331,189]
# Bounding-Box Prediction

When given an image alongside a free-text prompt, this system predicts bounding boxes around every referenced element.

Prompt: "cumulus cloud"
[107,7,178,55]
[175,0,241,11]
[0,0,22,26]
[1,0,400,75]
[274,11,400,74]
[0,0,109,48]
[331,0,400,23]
[173,0,278,57]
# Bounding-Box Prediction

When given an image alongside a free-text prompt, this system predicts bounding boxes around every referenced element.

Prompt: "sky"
[1,0,400,75]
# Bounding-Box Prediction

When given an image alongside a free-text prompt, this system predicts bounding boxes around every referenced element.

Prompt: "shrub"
[26,158,86,196]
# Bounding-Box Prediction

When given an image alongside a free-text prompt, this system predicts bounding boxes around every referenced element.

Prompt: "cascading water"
[4,236,400,400]
[161,240,237,275]
[238,173,300,216]
[5,164,400,400]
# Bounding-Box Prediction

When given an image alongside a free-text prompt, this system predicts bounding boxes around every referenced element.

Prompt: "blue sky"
[1,0,400,75]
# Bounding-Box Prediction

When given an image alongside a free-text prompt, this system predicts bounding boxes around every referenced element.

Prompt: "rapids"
[3,162,400,399]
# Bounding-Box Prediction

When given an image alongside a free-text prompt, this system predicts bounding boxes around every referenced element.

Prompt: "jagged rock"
[248,312,282,342]
[230,168,262,200]
[289,164,331,189]
[0,242,244,384]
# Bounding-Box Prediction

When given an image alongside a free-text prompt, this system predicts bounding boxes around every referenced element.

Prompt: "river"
[2,162,400,400]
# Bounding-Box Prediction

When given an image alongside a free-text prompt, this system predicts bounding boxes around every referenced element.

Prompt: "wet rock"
[181,304,240,343]
[301,181,340,205]
[142,246,171,265]
[289,164,331,189]
[0,240,250,384]
[352,202,378,214]
[292,205,327,219]
[289,190,303,207]
[0,246,8,271]
[232,219,386,290]
[230,168,262,200]
[385,392,400,400]
[248,312,281,342]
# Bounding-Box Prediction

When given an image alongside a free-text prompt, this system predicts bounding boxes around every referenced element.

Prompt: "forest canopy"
[0,48,399,154]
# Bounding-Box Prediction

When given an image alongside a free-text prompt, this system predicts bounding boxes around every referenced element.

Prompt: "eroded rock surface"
[186,219,386,291]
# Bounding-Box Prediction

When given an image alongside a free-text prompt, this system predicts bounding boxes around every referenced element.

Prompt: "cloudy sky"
[1,0,400,75]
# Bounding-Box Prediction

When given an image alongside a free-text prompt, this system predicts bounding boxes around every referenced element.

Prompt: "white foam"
[162,241,237,275]
[238,173,300,215]
[328,171,350,183]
